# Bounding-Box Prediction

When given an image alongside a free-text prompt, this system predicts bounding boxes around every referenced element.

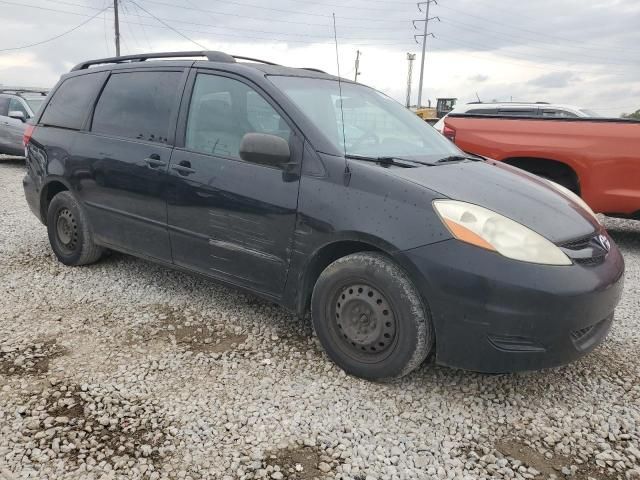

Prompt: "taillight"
[442,124,456,143]
[23,124,35,147]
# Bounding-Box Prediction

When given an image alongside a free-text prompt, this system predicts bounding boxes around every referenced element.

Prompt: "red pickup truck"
[442,114,640,218]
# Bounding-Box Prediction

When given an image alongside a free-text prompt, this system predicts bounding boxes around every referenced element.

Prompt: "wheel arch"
[295,237,393,317]
[40,178,72,225]
[501,157,581,195]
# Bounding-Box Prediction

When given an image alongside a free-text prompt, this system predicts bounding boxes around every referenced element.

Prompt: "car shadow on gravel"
[100,251,321,356]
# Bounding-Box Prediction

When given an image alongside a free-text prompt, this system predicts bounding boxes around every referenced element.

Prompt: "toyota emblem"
[597,234,611,252]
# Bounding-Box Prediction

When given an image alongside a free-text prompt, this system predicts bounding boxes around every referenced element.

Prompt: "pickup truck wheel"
[311,252,433,381]
[47,191,104,266]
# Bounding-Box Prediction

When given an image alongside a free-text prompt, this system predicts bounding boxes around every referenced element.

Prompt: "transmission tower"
[413,0,440,108]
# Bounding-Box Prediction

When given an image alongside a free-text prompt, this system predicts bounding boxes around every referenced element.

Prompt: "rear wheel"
[311,252,434,381]
[47,191,104,266]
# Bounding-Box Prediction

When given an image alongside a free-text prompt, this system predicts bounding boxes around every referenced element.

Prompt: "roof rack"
[466,101,550,105]
[0,87,48,96]
[71,51,280,71]
[233,55,278,66]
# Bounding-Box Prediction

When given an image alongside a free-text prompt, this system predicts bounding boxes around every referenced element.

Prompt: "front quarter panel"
[282,152,452,311]
[296,153,450,253]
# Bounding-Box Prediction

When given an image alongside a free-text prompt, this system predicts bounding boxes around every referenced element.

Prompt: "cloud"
[528,71,578,89]
[469,74,489,82]
[0,0,637,113]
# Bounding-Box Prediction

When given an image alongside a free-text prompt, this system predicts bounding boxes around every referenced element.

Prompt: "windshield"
[24,97,45,115]
[269,76,461,160]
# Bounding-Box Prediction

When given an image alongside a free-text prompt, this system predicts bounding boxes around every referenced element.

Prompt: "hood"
[391,160,598,244]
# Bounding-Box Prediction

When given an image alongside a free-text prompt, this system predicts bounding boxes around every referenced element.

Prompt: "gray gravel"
[1,159,639,480]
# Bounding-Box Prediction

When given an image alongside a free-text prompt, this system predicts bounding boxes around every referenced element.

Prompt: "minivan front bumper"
[398,237,625,373]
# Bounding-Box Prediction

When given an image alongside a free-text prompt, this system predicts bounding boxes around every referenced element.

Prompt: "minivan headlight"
[433,200,571,265]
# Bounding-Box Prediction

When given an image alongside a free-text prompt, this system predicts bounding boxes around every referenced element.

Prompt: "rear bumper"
[398,238,625,373]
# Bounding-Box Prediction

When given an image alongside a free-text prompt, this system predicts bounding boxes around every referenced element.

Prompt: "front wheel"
[311,252,434,381]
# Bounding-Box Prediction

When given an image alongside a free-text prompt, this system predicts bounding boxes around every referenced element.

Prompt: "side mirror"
[239,133,290,167]
[8,111,26,122]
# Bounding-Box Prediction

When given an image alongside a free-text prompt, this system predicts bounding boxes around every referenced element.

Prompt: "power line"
[430,36,633,77]
[0,4,111,52]
[435,34,633,76]
[117,17,415,46]
[137,0,410,23]
[438,17,638,64]
[438,2,640,55]
[32,0,410,32]
[127,0,208,49]
[6,0,415,45]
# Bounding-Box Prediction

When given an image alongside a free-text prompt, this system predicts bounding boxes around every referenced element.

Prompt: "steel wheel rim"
[55,208,78,254]
[331,282,397,362]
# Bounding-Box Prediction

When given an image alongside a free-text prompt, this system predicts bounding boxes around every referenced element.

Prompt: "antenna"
[332,13,351,185]
[475,92,481,102]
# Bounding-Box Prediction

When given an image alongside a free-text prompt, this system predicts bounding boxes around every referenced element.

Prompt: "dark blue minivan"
[23,51,624,380]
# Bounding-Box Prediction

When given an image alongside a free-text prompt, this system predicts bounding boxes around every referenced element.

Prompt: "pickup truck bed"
[442,115,640,218]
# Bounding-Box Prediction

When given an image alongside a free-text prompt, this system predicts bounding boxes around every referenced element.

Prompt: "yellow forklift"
[415,98,457,124]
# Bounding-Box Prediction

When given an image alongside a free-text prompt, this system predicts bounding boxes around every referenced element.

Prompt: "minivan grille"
[560,233,609,266]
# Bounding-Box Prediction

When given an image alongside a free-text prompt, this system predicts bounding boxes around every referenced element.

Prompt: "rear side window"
[541,109,578,118]
[91,71,181,144]
[466,108,497,115]
[40,73,103,129]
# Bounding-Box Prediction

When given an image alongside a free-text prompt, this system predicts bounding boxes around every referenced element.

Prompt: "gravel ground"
[0,158,639,480]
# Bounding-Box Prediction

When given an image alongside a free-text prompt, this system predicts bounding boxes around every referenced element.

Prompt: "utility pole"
[354,50,361,82]
[406,53,416,108]
[114,0,121,57]
[413,1,439,108]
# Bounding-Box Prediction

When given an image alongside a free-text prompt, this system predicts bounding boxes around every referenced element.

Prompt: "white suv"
[433,102,599,132]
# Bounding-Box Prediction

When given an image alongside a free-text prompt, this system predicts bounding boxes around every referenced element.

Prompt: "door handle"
[171,160,195,176]
[144,154,166,168]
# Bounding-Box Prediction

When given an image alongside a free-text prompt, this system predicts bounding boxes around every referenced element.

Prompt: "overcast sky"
[1,0,639,116]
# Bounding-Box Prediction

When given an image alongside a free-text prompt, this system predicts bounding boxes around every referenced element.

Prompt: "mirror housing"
[239,133,290,167]
[8,111,26,122]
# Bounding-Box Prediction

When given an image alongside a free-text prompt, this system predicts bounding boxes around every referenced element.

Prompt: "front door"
[167,72,301,297]
[72,69,186,262]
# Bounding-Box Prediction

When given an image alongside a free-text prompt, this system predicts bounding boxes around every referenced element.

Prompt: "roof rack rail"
[233,55,278,66]
[466,101,550,105]
[0,87,48,96]
[71,51,239,71]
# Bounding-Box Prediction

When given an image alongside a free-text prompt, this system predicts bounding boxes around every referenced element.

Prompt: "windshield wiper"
[436,154,484,163]
[345,154,435,167]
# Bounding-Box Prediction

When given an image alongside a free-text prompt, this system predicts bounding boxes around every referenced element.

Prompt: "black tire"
[311,252,434,381]
[46,191,104,266]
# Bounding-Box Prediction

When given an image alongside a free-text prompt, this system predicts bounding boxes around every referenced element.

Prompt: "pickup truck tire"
[311,252,434,381]
[46,191,104,266]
